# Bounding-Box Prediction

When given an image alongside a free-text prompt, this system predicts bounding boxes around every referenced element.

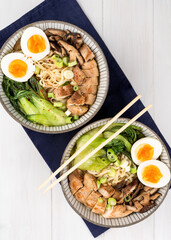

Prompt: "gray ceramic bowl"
[61,118,171,227]
[0,21,109,133]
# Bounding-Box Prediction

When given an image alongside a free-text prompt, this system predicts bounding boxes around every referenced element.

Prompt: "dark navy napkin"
[0,0,170,237]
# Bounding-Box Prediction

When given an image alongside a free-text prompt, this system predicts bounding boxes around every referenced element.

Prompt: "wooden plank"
[0,108,51,240]
[103,0,154,117]
[154,1,171,239]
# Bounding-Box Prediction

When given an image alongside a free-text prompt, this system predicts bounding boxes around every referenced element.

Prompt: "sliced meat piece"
[69,169,83,195]
[139,202,155,213]
[73,66,86,85]
[114,180,126,190]
[58,40,84,65]
[80,43,95,62]
[83,67,99,78]
[131,183,143,199]
[67,104,88,116]
[103,205,133,218]
[134,201,143,212]
[117,179,139,204]
[92,197,107,214]
[82,93,96,105]
[112,189,122,201]
[45,29,66,38]
[140,192,150,206]
[75,186,92,204]
[79,85,98,95]
[85,191,101,209]
[82,60,97,70]
[83,77,98,86]
[54,84,73,99]
[98,184,115,198]
[67,92,85,105]
[150,192,161,201]
[84,173,98,191]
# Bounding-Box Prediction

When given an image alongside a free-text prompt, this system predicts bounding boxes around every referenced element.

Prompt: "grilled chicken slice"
[67,104,88,116]
[82,60,97,70]
[54,84,73,99]
[75,186,92,204]
[82,93,96,105]
[45,29,66,38]
[103,205,133,218]
[92,197,107,214]
[79,85,98,95]
[83,67,99,78]
[58,40,84,65]
[69,169,83,195]
[73,66,86,85]
[85,191,101,209]
[80,44,95,62]
[112,189,122,201]
[84,173,98,191]
[67,92,85,105]
[98,184,115,198]
[83,77,98,86]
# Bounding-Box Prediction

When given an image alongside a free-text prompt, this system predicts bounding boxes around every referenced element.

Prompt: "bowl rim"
[0,20,109,134]
[61,117,171,228]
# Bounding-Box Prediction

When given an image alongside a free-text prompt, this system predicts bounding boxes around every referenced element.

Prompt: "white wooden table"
[0,1,171,239]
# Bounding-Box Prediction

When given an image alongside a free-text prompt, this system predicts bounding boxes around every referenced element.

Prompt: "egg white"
[1,52,35,82]
[21,27,50,60]
[131,137,162,165]
[137,160,171,188]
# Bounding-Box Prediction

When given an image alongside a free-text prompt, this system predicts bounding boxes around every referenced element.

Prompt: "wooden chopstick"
[38,94,141,191]
[43,103,152,193]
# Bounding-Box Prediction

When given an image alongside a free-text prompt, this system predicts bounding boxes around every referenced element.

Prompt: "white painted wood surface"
[0,0,171,239]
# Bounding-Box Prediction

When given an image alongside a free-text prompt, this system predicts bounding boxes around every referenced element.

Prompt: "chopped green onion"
[100,177,107,184]
[54,59,63,68]
[68,60,77,67]
[98,197,103,204]
[73,85,79,91]
[114,160,121,167]
[63,81,70,86]
[73,115,79,120]
[130,165,137,174]
[35,66,40,74]
[107,148,118,162]
[120,159,129,168]
[51,54,60,60]
[65,117,73,124]
[53,102,64,108]
[48,92,55,98]
[97,180,101,189]
[108,198,117,206]
[62,56,69,66]
[106,204,112,210]
[125,195,131,202]
[108,167,116,177]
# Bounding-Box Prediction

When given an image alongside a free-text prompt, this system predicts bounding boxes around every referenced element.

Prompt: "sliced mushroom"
[58,40,84,65]
[134,201,143,212]
[140,192,150,206]
[45,29,66,38]
[63,32,83,49]
[150,192,161,201]
[13,38,21,51]
[139,202,155,213]
[131,183,143,199]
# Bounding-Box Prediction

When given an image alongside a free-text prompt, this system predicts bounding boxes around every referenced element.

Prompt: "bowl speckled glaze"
[0,21,109,133]
[61,118,171,227]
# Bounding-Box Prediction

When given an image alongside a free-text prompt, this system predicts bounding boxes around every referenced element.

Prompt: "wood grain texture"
[0,0,170,239]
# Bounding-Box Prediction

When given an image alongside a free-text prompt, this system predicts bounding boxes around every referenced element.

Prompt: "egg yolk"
[136,144,154,162]
[27,35,46,53]
[8,59,28,78]
[142,165,163,183]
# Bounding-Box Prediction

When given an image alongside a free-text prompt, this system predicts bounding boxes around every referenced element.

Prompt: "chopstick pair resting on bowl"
[38,94,152,193]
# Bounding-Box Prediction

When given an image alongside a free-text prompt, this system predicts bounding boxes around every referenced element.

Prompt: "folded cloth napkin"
[0,0,170,237]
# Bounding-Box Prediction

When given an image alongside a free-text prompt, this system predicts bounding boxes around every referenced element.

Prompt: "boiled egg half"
[131,137,162,165]
[21,27,50,60]
[1,52,35,82]
[137,160,170,188]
